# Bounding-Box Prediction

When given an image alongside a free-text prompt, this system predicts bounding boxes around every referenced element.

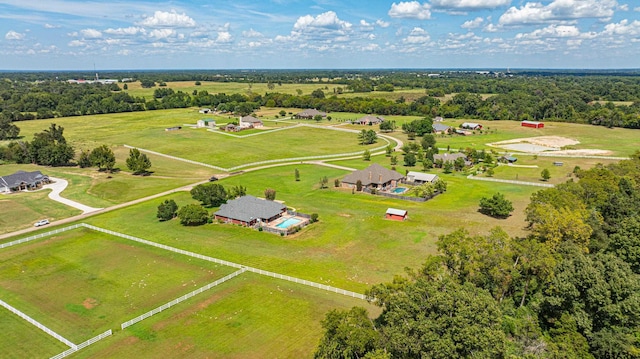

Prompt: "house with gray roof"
[342,163,404,191]
[0,170,49,193]
[433,152,471,167]
[214,195,286,227]
[432,123,452,134]
[239,115,263,128]
[295,109,327,119]
[356,115,385,125]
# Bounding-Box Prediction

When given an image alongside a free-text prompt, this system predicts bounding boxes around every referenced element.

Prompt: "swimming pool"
[391,187,407,194]
[276,217,302,229]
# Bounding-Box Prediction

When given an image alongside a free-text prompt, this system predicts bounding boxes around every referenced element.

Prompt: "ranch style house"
[342,163,404,191]
[214,195,286,227]
[0,170,50,193]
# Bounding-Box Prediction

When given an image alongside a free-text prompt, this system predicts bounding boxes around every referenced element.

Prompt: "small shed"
[199,108,212,114]
[197,119,216,128]
[385,208,407,221]
[165,126,181,131]
[553,161,564,166]
[521,120,544,129]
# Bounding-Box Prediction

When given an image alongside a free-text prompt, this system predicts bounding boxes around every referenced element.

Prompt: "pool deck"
[266,215,309,230]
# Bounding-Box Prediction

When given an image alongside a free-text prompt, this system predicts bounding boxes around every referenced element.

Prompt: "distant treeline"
[1,72,640,129]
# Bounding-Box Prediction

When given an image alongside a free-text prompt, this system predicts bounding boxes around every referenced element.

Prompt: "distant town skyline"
[1,0,639,70]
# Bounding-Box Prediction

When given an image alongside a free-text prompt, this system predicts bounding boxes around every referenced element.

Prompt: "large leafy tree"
[27,123,75,166]
[157,199,178,221]
[89,145,116,172]
[0,117,20,140]
[479,192,514,218]
[177,204,208,226]
[314,307,378,359]
[126,147,152,175]
[190,183,227,207]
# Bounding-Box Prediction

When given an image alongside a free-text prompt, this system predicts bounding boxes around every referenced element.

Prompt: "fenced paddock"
[0,223,367,358]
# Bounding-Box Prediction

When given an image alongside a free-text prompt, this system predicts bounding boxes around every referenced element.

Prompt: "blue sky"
[1,0,638,70]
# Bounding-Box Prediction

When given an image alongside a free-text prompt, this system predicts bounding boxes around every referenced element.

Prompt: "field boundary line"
[0,224,82,250]
[121,268,246,330]
[0,298,77,350]
[81,224,366,300]
[467,174,555,188]
[49,330,112,359]
[124,123,396,172]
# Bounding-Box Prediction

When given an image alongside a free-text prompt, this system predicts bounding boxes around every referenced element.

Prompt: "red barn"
[385,208,408,221]
[521,120,544,128]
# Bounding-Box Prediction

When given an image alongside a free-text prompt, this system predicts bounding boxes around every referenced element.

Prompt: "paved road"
[45,177,102,214]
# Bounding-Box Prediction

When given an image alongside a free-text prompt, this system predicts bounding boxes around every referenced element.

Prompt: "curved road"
[44,177,102,214]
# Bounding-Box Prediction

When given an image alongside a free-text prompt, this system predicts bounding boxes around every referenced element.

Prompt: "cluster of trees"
[357,129,377,145]
[316,152,640,358]
[3,71,640,128]
[0,123,74,166]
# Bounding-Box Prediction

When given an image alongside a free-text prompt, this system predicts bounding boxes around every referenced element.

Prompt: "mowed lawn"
[0,311,70,359]
[74,273,376,359]
[0,228,235,346]
[0,189,81,234]
[11,110,383,169]
[84,163,539,293]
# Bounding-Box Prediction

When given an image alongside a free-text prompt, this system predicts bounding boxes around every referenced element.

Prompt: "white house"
[406,171,439,184]
[197,119,216,128]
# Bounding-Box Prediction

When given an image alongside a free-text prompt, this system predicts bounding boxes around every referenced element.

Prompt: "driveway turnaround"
[44,177,102,214]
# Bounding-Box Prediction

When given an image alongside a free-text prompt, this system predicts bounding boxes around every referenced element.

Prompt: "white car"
[34,219,50,227]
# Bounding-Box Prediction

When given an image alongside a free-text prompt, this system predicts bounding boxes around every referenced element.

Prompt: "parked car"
[34,219,50,227]
[209,176,218,182]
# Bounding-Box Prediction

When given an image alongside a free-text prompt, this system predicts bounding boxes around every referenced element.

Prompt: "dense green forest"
[315,153,640,359]
[1,71,640,135]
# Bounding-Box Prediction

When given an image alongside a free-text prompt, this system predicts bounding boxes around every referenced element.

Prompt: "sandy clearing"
[490,136,580,148]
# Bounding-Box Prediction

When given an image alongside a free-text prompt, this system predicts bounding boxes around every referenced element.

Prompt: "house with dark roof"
[432,123,452,134]
[341,163,404,191]
[356,115,385,125]
[214,195,287,227]
[433,152,471,166]
[295,109,327,119]
[239,115,263,128]
[0,171,50,193]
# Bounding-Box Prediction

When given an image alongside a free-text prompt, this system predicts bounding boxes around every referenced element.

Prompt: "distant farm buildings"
[461,122,482,130]
[355,115,385,125]
[521,120,544,129]
[239,116,263,128]
[197,119,216,128]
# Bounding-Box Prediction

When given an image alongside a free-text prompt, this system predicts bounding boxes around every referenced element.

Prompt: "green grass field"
[0,311,70,359]
[9,110,384,169]
[0,228,235,345]
[74,273,375,358]
[0,189,81,234]
[83,162,539,293]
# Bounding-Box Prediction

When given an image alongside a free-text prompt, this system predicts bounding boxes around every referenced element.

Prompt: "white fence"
[467,174,555,188]
[0,298,77,349]
[81,224,366,300]
[0,224,82,250]
[49,330,112,359]
[121,268,246,329]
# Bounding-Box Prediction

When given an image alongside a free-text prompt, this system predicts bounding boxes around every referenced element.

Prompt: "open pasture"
[418,119,640,156]
[74,273,375,358]
[121,81,338,100]
[85,163,539,293]
[0,309,70,358]
[0,188,81,235]
[0,227,235,346]
[12,110,385,170]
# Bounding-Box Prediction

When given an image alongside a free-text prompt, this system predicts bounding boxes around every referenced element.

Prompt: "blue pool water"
[276,217,302,229]
[392,187,407,194]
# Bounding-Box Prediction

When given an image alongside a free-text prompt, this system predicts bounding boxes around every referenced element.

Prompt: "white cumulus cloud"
[216,31,232,43]
[603,19,640,36]
[139,10,196,28]
[388,2,432,20]
[431,0,511,10]
[461,17,484,29]
[403,27,431,43]
[104,27,146,36]
[44,23,60,29]
[5,30,25,40]
[499,0,618,26]
[242,28,263,38]
[376,19,390,28]
[149,28,176,39]
[516,25,583,39]
[293,11,352,32]
[80,28,102,39]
